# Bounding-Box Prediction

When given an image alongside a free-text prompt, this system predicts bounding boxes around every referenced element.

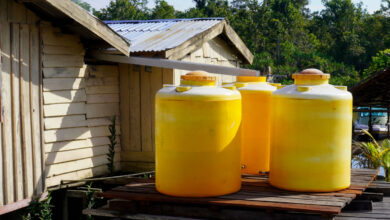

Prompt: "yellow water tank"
[235,76,276,174]
[269,69,353,192]
[155,71,242,197]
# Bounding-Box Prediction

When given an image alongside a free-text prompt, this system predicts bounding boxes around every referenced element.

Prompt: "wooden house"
[0,0,254,214]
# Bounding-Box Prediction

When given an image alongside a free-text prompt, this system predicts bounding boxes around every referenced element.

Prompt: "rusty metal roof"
[105,18,224,53]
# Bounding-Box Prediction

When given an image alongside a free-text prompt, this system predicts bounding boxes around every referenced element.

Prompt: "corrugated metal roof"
[105,18,224,53]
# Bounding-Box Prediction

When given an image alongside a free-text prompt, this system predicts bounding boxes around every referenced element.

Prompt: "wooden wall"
[0,0,43,207]
[41,24,121,188]
[119,64,173,171]
[174,36,242,85]
[120,37,244,172]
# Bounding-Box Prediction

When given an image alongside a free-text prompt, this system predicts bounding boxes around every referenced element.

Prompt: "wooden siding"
[0,0,43,206]
[119,65,172,172]
[41,24,121,188]
[173,37,241,85]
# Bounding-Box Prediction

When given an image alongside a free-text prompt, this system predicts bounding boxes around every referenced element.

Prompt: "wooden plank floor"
[97,169,378,218]
[336,180,390,220]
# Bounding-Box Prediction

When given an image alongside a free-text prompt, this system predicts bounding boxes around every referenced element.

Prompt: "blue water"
[352,160,385,176]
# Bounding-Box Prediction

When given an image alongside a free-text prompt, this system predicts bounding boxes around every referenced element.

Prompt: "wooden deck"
[87,169,379,219]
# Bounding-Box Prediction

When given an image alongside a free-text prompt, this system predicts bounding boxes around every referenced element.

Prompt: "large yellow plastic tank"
[269,68,353,192]
[235,76,276,174]
[155,71,242,197]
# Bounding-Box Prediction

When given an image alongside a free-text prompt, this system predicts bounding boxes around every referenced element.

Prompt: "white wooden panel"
[43,55,84,68]
[43,78,85,91]
[44,127,90,143]
[85,86,119,94]
[43,89,86,104]
[86,103,119,118]
[86,94,119,104]
[43,66,87,78]
[89,125,121,137]
[45,145,110,164]
[44,115,87,130]
[85,77,118,86]
[88,65,119,78]
[43,44,84,55]
[44,103,86,117]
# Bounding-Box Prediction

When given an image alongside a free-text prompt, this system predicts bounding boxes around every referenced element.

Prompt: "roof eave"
[24,0,131,56]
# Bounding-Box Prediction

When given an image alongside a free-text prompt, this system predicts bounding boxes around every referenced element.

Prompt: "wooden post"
[387,106,390,139]
[368,106,373,135]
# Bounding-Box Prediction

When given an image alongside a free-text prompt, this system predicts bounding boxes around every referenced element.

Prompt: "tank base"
[155,185,241,198]
[270,181,350,192]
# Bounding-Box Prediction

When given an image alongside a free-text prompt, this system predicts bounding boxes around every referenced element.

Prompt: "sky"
[83,0,383,13]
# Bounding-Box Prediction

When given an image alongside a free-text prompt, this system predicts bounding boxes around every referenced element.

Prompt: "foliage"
[72,0,92,12]
[107,116,117,175]
[362,49,390,79]
[88,0,390,86]
[22,193,53,220]
[85,183,96,220]
[354,130,390,181]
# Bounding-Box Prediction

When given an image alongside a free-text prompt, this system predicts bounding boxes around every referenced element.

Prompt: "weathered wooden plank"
[41,29,81,47]
[121,161,155,172]
[0,3,5,204]
[87,118,119,127]
[89,125,121,137]
[85,85,119,94]
[45,154,120,177]
[87,93,119,104]
[43,89,86,104]
[86,103,120,118]
[44,136,119,152]
[150,67,163,152]
[119,64,130,153]
[140,66,153,152]
[88,65,119,78]
[128,65,141,152]
[0,18,14,204]
[42,54,84,68]
[86,77,118,86]
[162,68,174,84]
[11,22,24,201]
[44,145,120,165]
[121,151,155,163]
[45,164,111,188]
[43,66,87,78]
[44,127,90,143]
[43,44,85,55]
[20,24,34,198]
[43,78,85,91]
[8,0,27,23]
[44,103,86,117]
[44,115,87,130]
[30,24,43,195]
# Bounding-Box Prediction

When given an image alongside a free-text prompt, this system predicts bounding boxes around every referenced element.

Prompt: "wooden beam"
[31,0,130,56]
[0,192,48,215]
[89,53,259,77]
[223,22,254,64]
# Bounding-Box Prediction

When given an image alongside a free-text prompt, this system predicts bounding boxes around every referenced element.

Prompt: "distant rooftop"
[105,18,225,53]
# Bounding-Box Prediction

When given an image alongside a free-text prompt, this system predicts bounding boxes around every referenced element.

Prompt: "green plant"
[85,183,96,220]
[356,130,390,181]
[22,193,53,220]
[107,116,117,175]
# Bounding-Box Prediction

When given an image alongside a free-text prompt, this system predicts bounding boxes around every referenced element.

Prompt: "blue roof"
[105,18,225,53]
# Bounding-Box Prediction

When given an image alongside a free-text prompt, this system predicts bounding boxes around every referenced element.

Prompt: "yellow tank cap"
[222,86,236,91]
[269,83,281,87]
[237,76,266,82]
[181,71,216,86]
[292,68,330,80]
[176,86,192,92]
[335,86,348,91]
[297,86,311,92]
[235,82,248,88]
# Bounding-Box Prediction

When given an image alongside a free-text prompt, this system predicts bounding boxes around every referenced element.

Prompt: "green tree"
[94,0,149,20]
[72,0,92,12]
[363,49,390,78]
[151,0,176,19]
